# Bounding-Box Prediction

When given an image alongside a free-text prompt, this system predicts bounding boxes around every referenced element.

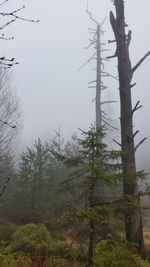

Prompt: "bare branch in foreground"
[135,138,147,152]
[132,101,142,115]
[133,130,139,139]
[113,139,121,147]
[132,51,150,74]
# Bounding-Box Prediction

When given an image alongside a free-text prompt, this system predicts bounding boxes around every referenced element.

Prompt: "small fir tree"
[52,126,122,266]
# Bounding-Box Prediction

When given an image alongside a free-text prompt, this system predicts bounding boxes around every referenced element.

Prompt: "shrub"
[145,244,150,261]
[11,223,51,262]
[94,239,140,267]
[75,246,88,263]
[49,240,70,258]
[140,261,150,267]
[0,218,16,243]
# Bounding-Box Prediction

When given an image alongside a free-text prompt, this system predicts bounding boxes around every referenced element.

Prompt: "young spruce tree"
[52,126,121,266]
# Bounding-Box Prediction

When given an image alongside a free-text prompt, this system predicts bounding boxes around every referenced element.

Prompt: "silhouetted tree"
[15,139,50,223]
[109,0,150,257]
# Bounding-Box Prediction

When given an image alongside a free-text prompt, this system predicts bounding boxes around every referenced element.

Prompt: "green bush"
[145,244,150,261]
[0,218,16,243]
[140,261,150,267]
[75,246,88,263]
[11,223,51,262]
[49,240,70,258]
[94,239,140,267]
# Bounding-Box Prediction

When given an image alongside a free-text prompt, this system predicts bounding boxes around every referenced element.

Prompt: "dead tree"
[79,5,117,265]
[109,0,150,257]
[79,9,116,134]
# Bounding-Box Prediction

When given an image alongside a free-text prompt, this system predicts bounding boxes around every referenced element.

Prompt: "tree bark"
[96,24,102,131]
[110,0,146,257]
[87,219,95,266]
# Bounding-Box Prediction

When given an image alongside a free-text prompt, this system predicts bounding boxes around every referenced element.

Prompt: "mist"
[1,0,150,173]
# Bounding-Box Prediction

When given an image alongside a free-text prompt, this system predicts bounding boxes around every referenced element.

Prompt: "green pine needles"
[52,126,122,266]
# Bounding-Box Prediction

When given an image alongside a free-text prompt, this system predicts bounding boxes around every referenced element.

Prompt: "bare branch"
[78,52,96,70]
[113,139,121,147]
[102,119,118,130]
[132,101,142,115]
[88,86,96,88]
[0,0,9,7]
[88,80,96,84]
[0,5,40,24]
[0,177,10,198]
[102,58,110,62]
[86,8,99,26]
[102,110,107,116]
[0,59,18,68]
[101,100,117,105]
[0,119,16,128]
[130,83,136,88]
[101,85,108,90]
[132,51,150,74]
[133,130,139,139]
[102,114,113,122]
[88,28,97,32]
[91,98,96,103]
[100,17,107,28]
[102,72,118,80]
[101,49,111,52]
[0,33,14,40]
[108,40,116,43]
[135,138,147,152]
[0,4,39,68]
[107,51,117,59]
[0,18,16,30]
[84,32,97,49]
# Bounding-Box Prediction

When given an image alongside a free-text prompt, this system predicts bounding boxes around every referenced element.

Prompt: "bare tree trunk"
[87,219,95,267]
[85,8,117,264]
[96,24,102,131]
[87,135,95,266]
[109,0,149,257]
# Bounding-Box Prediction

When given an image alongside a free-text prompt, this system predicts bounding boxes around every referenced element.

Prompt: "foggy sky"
[1,0,150,170]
